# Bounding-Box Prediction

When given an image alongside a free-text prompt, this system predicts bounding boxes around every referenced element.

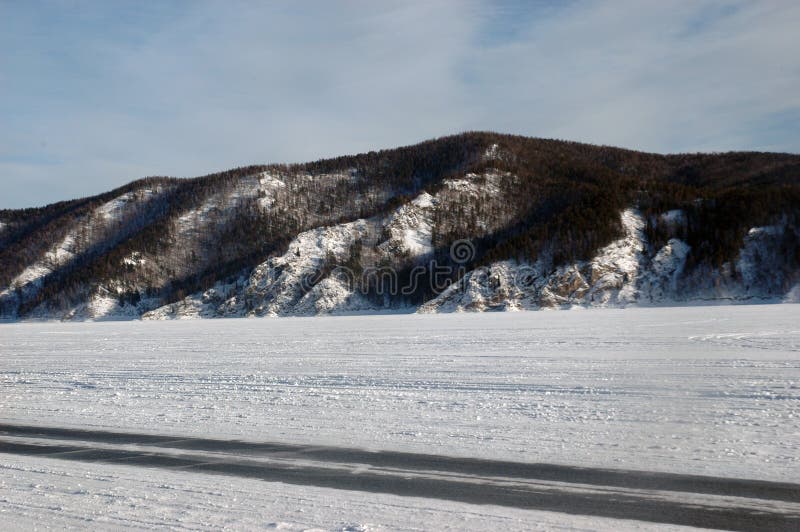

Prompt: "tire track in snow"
[1,424,800,531]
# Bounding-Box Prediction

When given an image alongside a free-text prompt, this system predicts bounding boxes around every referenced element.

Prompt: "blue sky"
[1,1,799,209]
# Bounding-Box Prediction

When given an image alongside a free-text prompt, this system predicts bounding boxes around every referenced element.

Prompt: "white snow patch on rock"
[639,239,691,302]
[443,171,504,198]
[247,220,373,316]
[294,275,374,315]
[97,193,133,220]
[443,177,478,194]
[425,210,798,313]
[379,192,437,260]
[147,218,378,319]
[425,209,650,312]
[97,189,160,222]
[122,252,146,268]
[585,208,645,306]
[420,260,537,313]
[257,172,286,209]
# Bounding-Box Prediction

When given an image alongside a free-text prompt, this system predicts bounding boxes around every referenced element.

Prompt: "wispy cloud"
[1,0,798,208]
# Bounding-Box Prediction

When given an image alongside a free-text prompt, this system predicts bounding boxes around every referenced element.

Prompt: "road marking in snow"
[1,424,799,531]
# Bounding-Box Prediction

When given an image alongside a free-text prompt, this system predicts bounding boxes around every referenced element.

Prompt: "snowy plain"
[1,305,799,529]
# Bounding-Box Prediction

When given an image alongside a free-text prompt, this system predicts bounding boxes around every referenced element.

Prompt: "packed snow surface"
[0,455,702,532]
[3,306,799,479]
[1,306,799,529]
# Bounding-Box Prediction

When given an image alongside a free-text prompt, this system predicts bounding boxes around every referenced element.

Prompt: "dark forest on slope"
[1,132,799,317]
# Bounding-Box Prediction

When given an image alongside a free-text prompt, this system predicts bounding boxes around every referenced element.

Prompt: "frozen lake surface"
[2,305,799,529]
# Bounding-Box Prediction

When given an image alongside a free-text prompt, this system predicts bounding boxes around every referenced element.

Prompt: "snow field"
[1,306,798,482]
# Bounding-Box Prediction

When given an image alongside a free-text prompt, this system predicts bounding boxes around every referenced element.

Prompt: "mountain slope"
[1,132,799,320]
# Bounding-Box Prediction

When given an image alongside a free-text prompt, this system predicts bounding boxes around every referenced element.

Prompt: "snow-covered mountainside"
[145,206,796,320]
[421,209,797,313]
[1,131,799,320]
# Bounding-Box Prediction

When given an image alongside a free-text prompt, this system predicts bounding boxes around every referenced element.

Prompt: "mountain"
[1,132,799,321]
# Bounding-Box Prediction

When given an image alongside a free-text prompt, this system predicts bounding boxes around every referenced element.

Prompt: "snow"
[639,239,690,301]
[173,175,267,238]
[67,197,796,322]
[54,291,157,322]
[2,306,799,483]
[1,189,164,304]
[150,189,445,320]
[243,219,372,316]
[96,189,160,221]
[6,264,51,293]
[484,143,500,160]
[443,175,480,194]
[420,260,527,312]
[424,209,649,311]
[96,193,132,220]
[2,306,799,528]
[258,172,287,209]
[411,191,434,209]
[175,195,220,233]
[424,209,796,312]
[121,252,146,268]
[585,208,645,305]
[293,275,372,315]
[0,455,698,531]
[443,171,504,198]
[146,218,376,319]
[77,294,139,321]
[0,187,171,320]
[7,234,77,293]
[379,191,436,260]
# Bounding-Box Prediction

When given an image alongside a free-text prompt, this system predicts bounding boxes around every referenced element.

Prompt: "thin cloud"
[1,0,798,208]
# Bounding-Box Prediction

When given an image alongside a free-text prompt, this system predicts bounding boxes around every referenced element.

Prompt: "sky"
[1,0,799,209]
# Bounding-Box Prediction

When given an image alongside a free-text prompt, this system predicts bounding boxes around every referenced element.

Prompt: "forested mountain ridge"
[1,132,799,320]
